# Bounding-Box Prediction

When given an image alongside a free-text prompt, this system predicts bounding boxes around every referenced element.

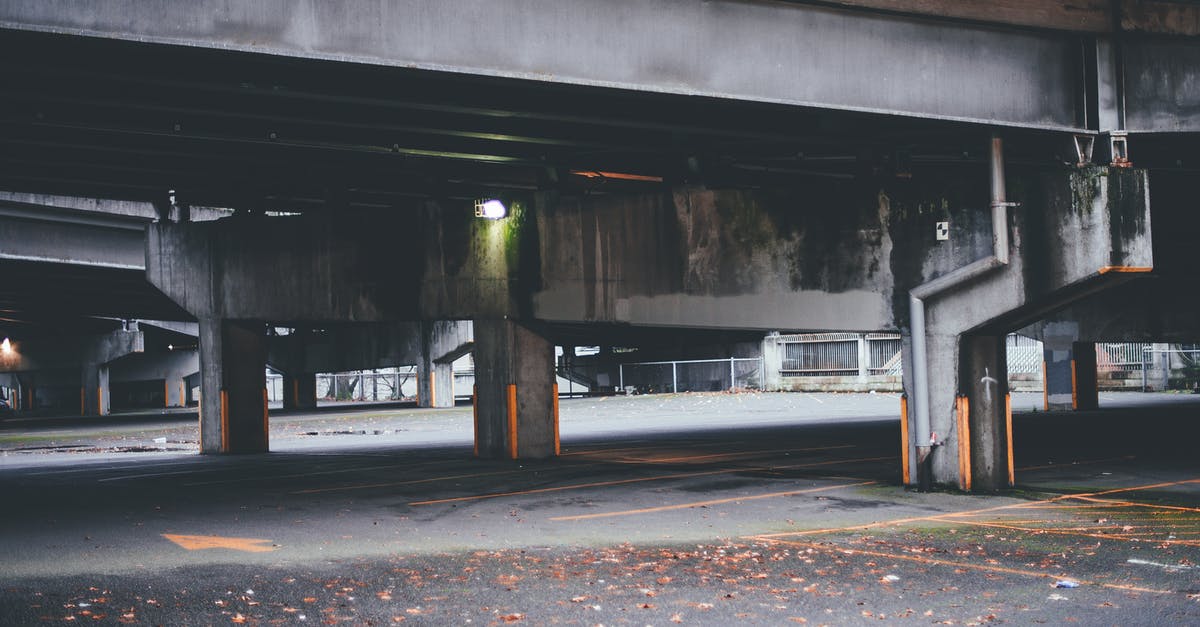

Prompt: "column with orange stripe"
[471,319,558,460]
[198,318,270,454]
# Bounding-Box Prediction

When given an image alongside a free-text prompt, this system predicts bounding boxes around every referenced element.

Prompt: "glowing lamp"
[474,199,507,219]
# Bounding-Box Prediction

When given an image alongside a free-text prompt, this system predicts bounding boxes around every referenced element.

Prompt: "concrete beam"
[0,326,144,373]
[0,0,1089,131]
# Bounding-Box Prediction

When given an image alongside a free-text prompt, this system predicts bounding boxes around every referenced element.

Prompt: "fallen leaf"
[499,613,524,622]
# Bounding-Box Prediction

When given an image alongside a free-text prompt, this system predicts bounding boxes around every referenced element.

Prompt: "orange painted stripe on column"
[1005,393,1015,487]
[292,379,299,407]
[957,396,972,492]
[80,387,85,416]
[1097,266,1152,274]
[430,371,437,407]
[472,385,479,457]
[98,387,104,416]
[180,381,186,407]
[1042,360,1048,411]
[900,395,910,485]
[553,383,560,456]
[507,384,518,460]
[220,389,229,453]
[165,380,170,408]
[1070,359,1078,410]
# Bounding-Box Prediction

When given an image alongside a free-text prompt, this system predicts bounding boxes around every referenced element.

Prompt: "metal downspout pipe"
[909,135,1011,489]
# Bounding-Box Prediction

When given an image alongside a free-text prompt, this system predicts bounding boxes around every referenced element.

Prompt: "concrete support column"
[282,372,317,410]
[1041,322,1098,411]
[1072,342,1099,410]
[164,372,188,408]
[959,335,1012,492]
[81,363,110,416]
[761,333,783,391]
[417,361,455,408]
[903,332,1013,491]
[1043,345,1075,411]
[417,322,456,408]
[198,318,268,454]
[472,319,556,459]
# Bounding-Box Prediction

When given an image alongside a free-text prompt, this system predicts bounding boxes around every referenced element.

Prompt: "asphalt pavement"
[1,391,1198,625]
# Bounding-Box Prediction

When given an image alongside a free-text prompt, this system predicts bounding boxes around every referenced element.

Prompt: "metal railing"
[618,357,763,394]
[778,333,901,377]
[1137,347,1200,392]
[1006,334,1043,374]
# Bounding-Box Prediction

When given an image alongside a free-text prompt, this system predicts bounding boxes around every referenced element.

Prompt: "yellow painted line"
[752,537,1170,595]
[1098,265,1153,274]
[1070,495,1200,514]
[507,384,518,459]
[950,519,1200,547]
[754,477,1200,540]
[1005,392,1014,486]
[408,455,894,506]
[430,370,436,407]
[900,395,910,486]
[162,533,276,553]
[551,481,876,521]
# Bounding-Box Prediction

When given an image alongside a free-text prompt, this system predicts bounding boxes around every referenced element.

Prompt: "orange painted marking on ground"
[162,534,276,553]
[752,538,1170,595]
[550,481,876,521]
[754,477,1200,539]
[949,520,1200,546]
[409,456,893,506]
[1071,496,1200,514]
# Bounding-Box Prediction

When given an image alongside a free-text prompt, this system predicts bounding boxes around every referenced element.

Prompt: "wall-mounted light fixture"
[474,198,508,219]
[0,338,11,354]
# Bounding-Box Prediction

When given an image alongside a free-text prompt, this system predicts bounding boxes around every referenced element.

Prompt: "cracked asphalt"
[1,391,1198,625]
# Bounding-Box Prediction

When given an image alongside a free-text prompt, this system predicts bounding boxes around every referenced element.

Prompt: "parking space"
[0,392,1197,624]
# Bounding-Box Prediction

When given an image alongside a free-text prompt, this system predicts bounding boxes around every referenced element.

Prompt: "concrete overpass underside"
[0,1,1198,492]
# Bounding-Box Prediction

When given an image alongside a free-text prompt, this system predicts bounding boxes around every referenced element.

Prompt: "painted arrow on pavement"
[162,533,277,553]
